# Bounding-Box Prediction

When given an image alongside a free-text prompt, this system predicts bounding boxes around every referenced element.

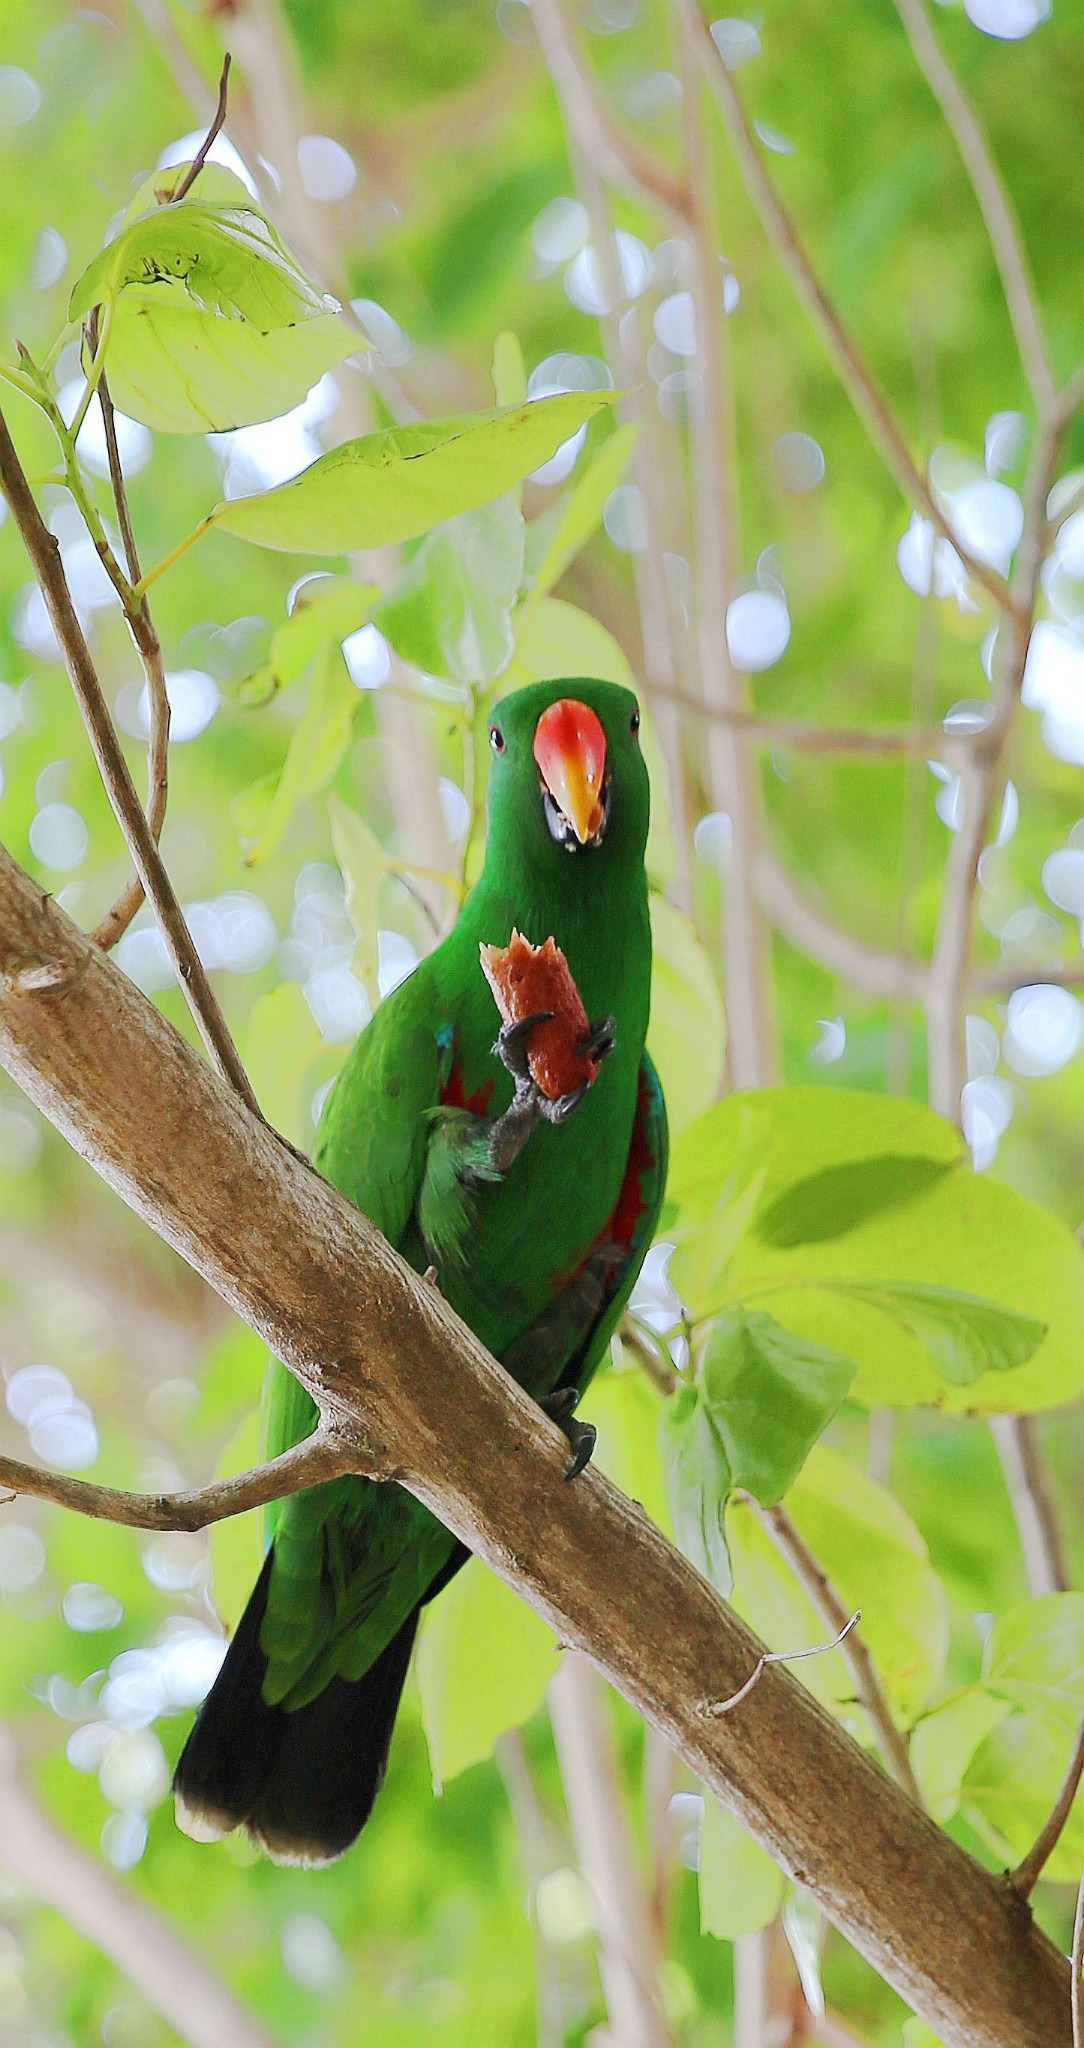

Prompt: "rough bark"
[0,845,1071,2048]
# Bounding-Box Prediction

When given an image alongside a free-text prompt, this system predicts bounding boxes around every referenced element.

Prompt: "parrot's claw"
[494,1012,555,1083]
[576,1015,617,1065]
[538,1386,597,1481]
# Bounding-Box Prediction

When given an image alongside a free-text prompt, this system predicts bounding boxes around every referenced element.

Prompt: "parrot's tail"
[172,1550,418,1866]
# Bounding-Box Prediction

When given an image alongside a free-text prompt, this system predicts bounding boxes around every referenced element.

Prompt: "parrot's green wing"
[501,1051,668,1402]
[260,997,459,1710]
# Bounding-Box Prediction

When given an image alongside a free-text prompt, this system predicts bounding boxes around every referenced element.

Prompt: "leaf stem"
[1010,1702,1084,1900]
[134,510,220,595]
[67,296,115,444]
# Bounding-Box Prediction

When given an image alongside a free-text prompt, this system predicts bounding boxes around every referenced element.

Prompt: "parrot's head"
[484,677,649,879]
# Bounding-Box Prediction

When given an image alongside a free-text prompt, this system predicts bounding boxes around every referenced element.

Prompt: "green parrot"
[173,676,667,1864]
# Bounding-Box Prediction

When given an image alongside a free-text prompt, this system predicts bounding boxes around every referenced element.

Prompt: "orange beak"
[532,698,608,845]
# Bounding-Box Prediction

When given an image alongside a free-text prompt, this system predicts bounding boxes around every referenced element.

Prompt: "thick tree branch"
[0,402,259,1114]
[0,1430,350,1532]
[0,848,1073,2047]
[0,856,1065,2039]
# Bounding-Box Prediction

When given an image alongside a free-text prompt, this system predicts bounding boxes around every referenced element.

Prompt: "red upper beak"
[532,698,608,845]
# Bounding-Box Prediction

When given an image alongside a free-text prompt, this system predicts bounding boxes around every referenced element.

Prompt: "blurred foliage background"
[0,0,1083,2044]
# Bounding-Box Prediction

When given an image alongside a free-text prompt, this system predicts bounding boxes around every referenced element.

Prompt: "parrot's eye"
[489,725,505,753]
[630,709,640,736]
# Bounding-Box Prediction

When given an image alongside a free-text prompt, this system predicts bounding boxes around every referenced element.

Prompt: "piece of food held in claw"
[480,930,604,1103]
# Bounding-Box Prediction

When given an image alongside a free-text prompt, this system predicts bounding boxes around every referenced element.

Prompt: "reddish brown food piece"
[479,930,599,1102]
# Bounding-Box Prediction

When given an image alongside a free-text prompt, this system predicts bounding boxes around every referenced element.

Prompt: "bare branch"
[0,402,259,1115]
[649,679,976,761]
[751,1500,922,1804]
[550,1657,674,2048]
[531,0,692,219]
[1011,1703,1084,1901]
[0,1730,276,2048]
[171,54,232,202]
[0,1429,351,1532]
[673,0,1013,615]
[0,848,1073,2047]
[1075,1867,1084,2048]
[990,1413,1068,1599]
[86,323,171,951]
[755,850,928,1001]
[679,19,777,1086]
[890,0,1055,412]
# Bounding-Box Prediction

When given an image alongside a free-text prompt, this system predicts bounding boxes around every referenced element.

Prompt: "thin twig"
[1011,1704,1084,1900]
[171,54,232,202]
[0,1429,350,1531]
[674,0,1012,616]
[531,0,692,219]
[649,679,977,761]
[753,1500,922,1802]
[680,17,776,1087]
[756,850,928,1001]
[890,0,1055,412]
[703,1609,861,1716]
[0,403,260,1113]
[85,316,171,952]
[1065,1867,1073,2048]
[990,1413,1068,1598]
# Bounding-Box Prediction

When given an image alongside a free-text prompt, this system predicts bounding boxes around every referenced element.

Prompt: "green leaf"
[962,1707,1084,1880]
[658,1383,733,1594]
[647,894,726,1136]
[825,1282,1047,1386]
[120,160,258,222]
[70,199,338,326]
[327,794,386,1011]
[415,1559,560,1786]
[700,1311,855,1507]
[243,982,326,1147]
[236,642,358,865]
[512,592,637,690]
[212,393,614,554]
[522,422,639,610]
[98,294,355,434]
[698,1799,784,1939]
[265,578,379,692]
[376,492,525,687]
[666,1087,1084,1412]
[754,1155,955,1249]
[982,1591,1084,1723]
[728,1446,948,1727]
[909,1690,1012,1823]
[903,2024,945,2048]
[491,329,526,407]
[581,1352,673,1538]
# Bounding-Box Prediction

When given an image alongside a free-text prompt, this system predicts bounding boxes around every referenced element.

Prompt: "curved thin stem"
[1011,1703,1084,1900]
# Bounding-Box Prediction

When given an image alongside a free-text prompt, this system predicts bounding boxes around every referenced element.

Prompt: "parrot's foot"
[539,1386,597,1482]
[487,1011,617,1171]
